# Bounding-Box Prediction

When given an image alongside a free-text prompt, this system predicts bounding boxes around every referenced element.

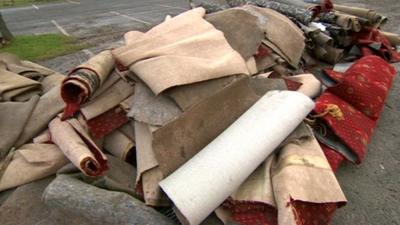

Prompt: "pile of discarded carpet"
[0,0,399,225]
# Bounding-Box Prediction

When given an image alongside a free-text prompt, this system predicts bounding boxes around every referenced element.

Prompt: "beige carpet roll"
[325,45,345,64]
[118,122,135,141]
[334,12,362,32]
[103,129,135,161]
[314,45,344,65]
[160,91,315,225]
[334,12,352,30]
[334,4,382,23]
[49,117,108,177]
[314,45,328,59]
[300,24,320,39]
[381,31,400,46]
[61,51,114,118]
[314,31,334,47]
[285,74,322,98]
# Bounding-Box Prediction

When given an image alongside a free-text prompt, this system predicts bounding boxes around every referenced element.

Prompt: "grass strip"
[0,33,88,61]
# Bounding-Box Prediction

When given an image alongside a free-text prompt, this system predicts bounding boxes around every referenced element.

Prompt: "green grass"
[0,0,60,8]
[0,33,88,61]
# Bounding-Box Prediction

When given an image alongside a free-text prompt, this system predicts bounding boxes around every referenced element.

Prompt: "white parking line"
[157,4,187,10]
[51,20,70,36]
[32,4,39,10]
[110,11,151,25]
[67,0,80,4]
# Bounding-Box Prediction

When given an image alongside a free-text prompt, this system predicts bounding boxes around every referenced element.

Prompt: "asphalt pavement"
[1,0,189,37]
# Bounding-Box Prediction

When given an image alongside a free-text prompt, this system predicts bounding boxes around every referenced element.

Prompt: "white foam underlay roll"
[159,90,315,225]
